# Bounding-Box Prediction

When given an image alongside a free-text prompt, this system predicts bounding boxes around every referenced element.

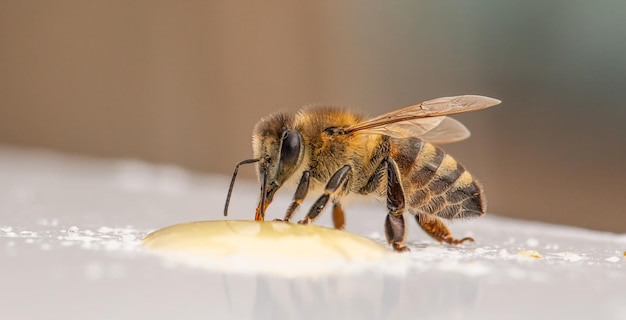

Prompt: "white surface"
[1,146,625,320]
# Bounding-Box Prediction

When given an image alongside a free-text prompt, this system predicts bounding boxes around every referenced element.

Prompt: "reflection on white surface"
[219,272,480,320]
[1,146,626,320]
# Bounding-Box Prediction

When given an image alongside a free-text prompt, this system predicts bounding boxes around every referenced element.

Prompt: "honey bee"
[224,95,501,252]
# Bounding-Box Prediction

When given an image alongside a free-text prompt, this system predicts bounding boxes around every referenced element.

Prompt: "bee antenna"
[224,158,260,217]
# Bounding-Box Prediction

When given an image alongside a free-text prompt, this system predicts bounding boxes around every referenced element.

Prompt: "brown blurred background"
[1,1,625,232]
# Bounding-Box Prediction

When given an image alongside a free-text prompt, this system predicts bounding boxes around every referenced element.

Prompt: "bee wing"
[344,95,500,140]
[418,116,471,144]
[352,116,445,138]
[352,116,470,144]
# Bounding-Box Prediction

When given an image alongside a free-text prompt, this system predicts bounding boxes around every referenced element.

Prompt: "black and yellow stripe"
[390,137,485,221]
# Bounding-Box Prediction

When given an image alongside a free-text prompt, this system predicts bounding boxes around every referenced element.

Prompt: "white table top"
[1,146,625,320]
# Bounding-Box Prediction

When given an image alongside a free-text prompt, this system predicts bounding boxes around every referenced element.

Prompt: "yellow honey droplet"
[142,220,396,276]
[516,250,542,259]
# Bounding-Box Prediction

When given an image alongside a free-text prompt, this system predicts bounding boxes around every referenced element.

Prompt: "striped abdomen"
[389,137,485,220]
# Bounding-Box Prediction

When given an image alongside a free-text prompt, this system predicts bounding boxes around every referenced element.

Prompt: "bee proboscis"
[224,95,501,251]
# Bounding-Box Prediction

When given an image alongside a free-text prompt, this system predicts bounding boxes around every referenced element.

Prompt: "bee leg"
[298,165,351,225]
[275,171,310,222]
[384,158,409,252]
[332,202,346,230]
[415,213,474,245]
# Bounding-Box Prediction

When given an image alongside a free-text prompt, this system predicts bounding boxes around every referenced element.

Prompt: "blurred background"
[1,1,624,232]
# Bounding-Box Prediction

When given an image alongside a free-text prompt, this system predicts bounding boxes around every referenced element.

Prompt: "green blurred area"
[1,1,624,231]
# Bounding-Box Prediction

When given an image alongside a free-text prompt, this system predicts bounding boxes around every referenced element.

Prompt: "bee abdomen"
[434,172,485,220]
[393,140,485,220]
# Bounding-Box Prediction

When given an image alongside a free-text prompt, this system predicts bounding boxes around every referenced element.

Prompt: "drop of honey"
[142,220,396,277]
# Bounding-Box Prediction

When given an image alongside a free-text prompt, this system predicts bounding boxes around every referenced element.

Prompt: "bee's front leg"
[298,165,351,225]
[274,171,310,223]
[384,158,409,252]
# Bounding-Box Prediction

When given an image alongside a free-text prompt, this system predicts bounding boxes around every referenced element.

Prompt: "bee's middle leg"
[298,165,351,225]
[331,202,346,230]
[384,158,409,252]
[275,171,310,222]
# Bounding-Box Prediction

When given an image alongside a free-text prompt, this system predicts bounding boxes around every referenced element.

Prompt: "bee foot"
[392,244,411,252]
[297,219,310,225]
[443,236,474,245]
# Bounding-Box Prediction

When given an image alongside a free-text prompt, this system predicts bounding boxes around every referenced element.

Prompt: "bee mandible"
[224,95,501,252]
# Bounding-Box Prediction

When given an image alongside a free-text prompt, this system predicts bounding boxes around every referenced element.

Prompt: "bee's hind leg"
[298,165,351,225]
[385,158,409,252]
[415,213,474,245]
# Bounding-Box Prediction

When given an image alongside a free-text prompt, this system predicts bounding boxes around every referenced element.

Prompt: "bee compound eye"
[279,130,301,167]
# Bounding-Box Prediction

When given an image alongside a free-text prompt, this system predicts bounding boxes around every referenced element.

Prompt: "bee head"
[251,112,304,219]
